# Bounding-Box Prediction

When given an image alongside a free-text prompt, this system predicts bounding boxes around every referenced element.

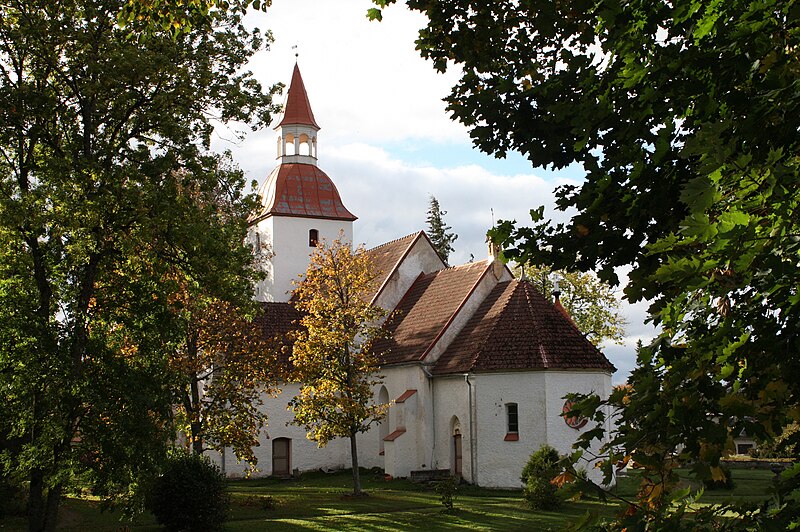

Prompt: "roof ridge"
[367,231,420,252]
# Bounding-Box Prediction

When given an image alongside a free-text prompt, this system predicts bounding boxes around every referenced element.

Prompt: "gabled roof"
[252,163,356,222]
[373,261,490,365]
[277,64,320,129]
[364,231,445,304]
[432,280,615,375]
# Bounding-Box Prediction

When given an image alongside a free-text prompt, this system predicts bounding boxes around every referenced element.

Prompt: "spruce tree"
[426,195,458,264]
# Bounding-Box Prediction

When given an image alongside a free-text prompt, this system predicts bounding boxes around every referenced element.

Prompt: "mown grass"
[0,467,777,531]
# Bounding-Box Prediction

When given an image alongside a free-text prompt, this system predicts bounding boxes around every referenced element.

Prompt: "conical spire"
[277,63,320,129]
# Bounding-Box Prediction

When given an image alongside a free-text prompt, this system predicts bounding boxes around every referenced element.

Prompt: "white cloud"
[212,0,659,385]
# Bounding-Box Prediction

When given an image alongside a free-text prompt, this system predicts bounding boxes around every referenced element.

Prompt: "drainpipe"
[422,365,436,469]
[464,373,476,485]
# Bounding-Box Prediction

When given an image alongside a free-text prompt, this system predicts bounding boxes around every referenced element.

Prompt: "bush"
[521,445,563,510]
[703,465,734,491]
[435,476,458,513]
[146,451,229,531]
[0,475,27,518]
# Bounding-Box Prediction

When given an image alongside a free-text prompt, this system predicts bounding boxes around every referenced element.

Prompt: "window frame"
[505,403,519,441]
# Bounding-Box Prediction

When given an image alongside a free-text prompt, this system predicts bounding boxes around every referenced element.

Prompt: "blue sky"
[213,0,657,383]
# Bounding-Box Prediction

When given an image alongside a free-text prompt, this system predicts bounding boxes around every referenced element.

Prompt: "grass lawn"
[0,467,776,531]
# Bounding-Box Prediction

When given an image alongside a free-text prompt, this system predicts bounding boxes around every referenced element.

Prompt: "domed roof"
[253,163,356,222]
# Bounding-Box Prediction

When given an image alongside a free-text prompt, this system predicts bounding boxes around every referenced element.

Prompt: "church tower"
[249,65,357,302]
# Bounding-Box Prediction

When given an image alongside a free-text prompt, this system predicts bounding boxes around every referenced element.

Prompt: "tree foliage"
[171,294,278,468]
[289,236,388,496]
[373,0,800,528]
[0,1,279,528]
[520,265,626,346]
[118,0,270,38]
[425,195,458,264]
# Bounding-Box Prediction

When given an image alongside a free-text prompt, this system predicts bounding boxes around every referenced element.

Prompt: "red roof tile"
[373,261,490,366]
[277,64,320,129]
[432,280,615,375]
[395,389,417,403]
[254,163,356,221]
[383,428,406,442]
[253,302,304,366]
[364,232,425,303]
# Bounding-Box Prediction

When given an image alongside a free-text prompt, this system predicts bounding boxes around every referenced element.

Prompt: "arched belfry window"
[309,229,319,247]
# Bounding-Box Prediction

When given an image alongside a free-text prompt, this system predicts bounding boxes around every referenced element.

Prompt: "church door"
[272,438,291,477]
[453,432,463,478]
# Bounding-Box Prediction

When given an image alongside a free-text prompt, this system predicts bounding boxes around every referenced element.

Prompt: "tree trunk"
[190,377,203,455]
[28,468,45,532]
[350,433,362,496]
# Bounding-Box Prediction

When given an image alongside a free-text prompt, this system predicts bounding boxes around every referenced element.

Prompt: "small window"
[506,403,519,440]
[309,229,319,247]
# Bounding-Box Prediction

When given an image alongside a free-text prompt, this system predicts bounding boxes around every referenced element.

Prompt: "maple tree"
[289,236,388,496]
[171,295,278,468]
[0,1,278,529]
[371,0,800,528]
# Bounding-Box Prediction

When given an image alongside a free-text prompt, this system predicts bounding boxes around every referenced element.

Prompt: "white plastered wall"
[373,235,445,311]
[251,215,353,302]
[210,381,385,478]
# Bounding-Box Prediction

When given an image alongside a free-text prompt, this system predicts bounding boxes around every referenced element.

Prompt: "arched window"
[299,134,311,156]
[309,229,319,247]
[505,403,519,441]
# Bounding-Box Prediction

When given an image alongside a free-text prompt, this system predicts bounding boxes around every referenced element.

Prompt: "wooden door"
[453,433,463,478]
[272,438,291,477]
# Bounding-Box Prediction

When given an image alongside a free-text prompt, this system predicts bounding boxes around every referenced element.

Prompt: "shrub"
[703,465,734,491]
[521,445,563,510]
[435,476,458,513]
[146,451,229,531]
[0,475,27,518]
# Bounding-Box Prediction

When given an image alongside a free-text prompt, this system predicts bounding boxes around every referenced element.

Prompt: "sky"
[212,0,657,384]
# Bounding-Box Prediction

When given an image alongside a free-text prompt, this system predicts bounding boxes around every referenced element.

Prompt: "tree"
[520,265,626,347]
[0,1,279,529]
[425,195,458,264]
[371,0,800,527]
[171,295,278,468]
[289,236,388,496]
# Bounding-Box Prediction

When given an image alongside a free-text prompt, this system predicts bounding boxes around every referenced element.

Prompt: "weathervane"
[292,44,299,60]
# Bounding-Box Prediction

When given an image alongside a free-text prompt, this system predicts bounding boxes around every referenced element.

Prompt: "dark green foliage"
[521,445,562,511]
[371,0,800,527]
[0,0,280,529]
[147,451,229,531]
[435,475,458,513]
[425,195,458,264]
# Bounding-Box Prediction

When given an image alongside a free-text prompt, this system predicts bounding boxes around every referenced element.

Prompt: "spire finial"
[292,44,299,60]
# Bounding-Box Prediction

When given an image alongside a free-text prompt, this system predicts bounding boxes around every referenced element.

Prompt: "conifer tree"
[426,195,458,264]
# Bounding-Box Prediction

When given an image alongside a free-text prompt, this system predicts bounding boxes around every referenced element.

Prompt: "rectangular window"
[507,403,518,434]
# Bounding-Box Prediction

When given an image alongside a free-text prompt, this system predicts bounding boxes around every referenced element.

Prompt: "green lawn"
[0,467,777,531]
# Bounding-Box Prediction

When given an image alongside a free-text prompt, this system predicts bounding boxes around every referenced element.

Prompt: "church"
[214,65,615,488]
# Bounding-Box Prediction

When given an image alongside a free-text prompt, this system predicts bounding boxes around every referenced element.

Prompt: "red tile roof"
[373,261,490,366]
[253,302,304,366]
[395,389,417,403]
[277,64,320,129]
[383,428,406,442]
[364,232,429,303]
[254,163,356,221]
[432,280,614,375]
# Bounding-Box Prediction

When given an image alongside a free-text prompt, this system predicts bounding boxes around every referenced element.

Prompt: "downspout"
[422,365,436,469]
[464,373,476,485]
